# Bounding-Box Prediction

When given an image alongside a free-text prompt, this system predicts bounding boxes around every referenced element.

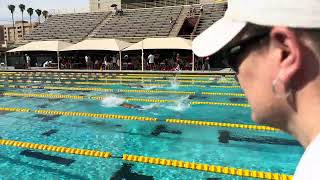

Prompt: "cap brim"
[192,17,247,57]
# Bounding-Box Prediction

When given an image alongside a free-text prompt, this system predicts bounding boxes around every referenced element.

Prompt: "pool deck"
[0,68,235,75]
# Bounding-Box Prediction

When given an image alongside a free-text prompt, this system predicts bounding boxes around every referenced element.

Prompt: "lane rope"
[122,154,292,180]
[0,107,276,132]
[0,139,291,179]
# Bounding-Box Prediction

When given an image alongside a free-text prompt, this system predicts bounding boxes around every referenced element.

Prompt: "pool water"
[0,72,303,179]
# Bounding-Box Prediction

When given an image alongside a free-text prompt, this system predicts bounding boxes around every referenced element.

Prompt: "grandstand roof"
[7,41,73,52]
[123,37,192,51]
[61,39,132,51]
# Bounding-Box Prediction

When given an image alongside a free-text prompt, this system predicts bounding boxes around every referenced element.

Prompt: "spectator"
[200,4,203,14]
[94,59,99,69]
[112,55,117,69]
[25,54,31,69]
[85,55,90,69]
[202,56,210,71]
[119,9,124,16]
[148,53,155,70]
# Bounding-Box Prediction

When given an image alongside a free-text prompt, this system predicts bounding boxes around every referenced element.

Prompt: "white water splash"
[101,95,125,107]
[141,103,159,110]
[168,76,180,89]
[143,85,158,90]
[163,96,190,112]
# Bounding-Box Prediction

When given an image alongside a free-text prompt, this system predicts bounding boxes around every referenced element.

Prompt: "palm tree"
[8,5,15,41]
[35,9,42,24]
[42,10,49,20]
[19,4,26,38]
[27,8,34,25]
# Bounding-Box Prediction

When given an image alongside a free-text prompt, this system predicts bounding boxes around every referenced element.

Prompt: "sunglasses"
[222,31,270,73]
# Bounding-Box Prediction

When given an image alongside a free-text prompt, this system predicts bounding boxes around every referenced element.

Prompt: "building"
[0,25,4,45]
[90,0,121,12]
[3,21,38,43]
[89,0,226,11]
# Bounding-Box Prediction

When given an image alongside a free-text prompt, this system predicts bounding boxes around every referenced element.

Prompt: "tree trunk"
[29,15,31,26]
[38,16,40,24]
[11,13,15,41]
[21,12,24,39]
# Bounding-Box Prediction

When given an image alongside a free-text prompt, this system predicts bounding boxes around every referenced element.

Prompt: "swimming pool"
[0,71,302,179]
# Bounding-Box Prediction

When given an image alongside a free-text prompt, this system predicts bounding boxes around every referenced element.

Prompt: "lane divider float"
[122,154,292,180]
[0,139,112,159]
[34,109,157,121]
[202,92,245,97]
[166,119,279,131]
[0,107,276,132]
[190,101,250,108]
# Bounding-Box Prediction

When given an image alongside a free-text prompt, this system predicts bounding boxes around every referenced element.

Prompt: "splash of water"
[143,85,158,90]
[163,96,190,112]
[168,76,180,89]
[141,103,159,110]
[101,95,125,107]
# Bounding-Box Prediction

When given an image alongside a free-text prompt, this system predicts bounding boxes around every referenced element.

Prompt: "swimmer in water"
[120,103,143,109]
[128,84,144,88]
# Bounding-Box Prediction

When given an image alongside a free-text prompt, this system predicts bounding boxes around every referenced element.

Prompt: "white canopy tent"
[7,40,73,69]
[123,37,194,71]
[61,39,132,70]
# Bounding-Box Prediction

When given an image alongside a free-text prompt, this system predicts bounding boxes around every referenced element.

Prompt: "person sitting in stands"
[119,9,124,16]
[94,59,99,69]
[200,4,204,14]
[43,61,51,68]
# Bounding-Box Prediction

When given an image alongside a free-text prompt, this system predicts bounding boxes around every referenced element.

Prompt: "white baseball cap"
[192,0,320,57]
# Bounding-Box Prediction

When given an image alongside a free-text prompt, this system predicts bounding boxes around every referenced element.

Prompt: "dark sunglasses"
[222,31,270,73]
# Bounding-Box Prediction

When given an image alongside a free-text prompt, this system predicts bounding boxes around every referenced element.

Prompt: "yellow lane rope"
[202,92,245,97]
[1,92,249,106]
[0,107,276,132]
[166,119,279,131]
[0,73,236,80]
[0,138,291,179]
[122,154,292,180]
[190,101,250,107]
[210,86,241,88]
[0,76,237,84]
[0,79,208,88]
[0,139,112,158]
[34,109,157,121]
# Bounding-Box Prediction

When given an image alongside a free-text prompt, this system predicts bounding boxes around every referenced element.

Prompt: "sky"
[0,0,88,24]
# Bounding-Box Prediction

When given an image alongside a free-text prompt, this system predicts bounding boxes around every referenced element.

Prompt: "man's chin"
[251,112,266,125]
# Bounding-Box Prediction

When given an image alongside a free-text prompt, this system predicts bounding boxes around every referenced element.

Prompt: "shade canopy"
[7,40,73,52]
[61,39,132,52]
[123,37,192,51]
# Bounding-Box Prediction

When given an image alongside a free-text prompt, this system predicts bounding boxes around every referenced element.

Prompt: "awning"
[7,40,73,52]
[61,39,132,51]
[123,37,192,51]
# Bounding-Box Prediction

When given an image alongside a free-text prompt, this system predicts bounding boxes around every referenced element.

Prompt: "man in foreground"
[192,0,320,179]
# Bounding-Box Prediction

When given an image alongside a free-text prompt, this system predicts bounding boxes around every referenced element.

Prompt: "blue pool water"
[0,72,303,179]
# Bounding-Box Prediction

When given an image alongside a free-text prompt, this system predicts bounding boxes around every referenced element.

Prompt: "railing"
[122,0,200,9]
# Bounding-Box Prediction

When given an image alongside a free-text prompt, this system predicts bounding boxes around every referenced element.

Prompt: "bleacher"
[24,12,110,43]
[22,3,226,44]
[123,0,199,9]
[89,6,182,40]
[193,3,226,36]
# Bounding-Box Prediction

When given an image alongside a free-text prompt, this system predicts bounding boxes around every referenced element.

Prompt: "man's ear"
[270,27,302,84]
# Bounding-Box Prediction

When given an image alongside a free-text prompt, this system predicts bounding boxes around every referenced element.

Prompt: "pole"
[57,51,60,70]
[4,52,7,69]
[141,40,144,72]
[192,52,195,71]
[119,51,122,71]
